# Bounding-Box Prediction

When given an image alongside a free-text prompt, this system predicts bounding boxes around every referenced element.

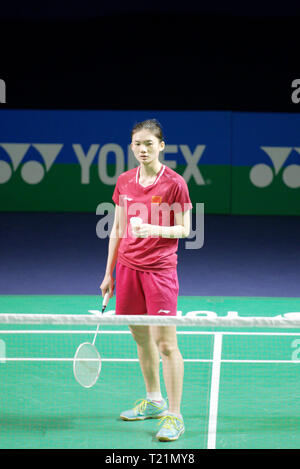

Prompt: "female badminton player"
[100,119,192,442]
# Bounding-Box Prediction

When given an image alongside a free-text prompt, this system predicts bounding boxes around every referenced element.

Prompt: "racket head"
[73,342,101,388]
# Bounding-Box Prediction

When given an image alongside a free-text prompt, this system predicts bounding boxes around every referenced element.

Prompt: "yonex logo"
[250,146,300,189]
[0,143,205,186]
[0,143,63,184]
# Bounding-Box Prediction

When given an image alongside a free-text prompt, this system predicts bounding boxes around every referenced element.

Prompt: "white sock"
[167,412,183,420]
[147,392,162,402]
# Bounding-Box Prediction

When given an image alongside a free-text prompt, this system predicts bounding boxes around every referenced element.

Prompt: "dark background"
[1,1,300,112]
[1,3,300,297]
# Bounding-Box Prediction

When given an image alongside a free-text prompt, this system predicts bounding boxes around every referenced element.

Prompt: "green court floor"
[0,295,299,449]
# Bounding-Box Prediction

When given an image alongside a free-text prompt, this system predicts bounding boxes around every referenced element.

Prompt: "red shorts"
[115,262,179,316]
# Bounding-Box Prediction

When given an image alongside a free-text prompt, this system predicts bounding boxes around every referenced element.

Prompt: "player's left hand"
[133,223,153,238]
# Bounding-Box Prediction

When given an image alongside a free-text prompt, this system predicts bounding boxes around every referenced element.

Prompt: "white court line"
[207,332,223,450]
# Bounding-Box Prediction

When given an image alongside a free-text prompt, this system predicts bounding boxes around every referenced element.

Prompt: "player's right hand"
[100,274,114,298]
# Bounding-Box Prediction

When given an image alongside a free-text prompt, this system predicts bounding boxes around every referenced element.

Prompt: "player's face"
[131,129,165,166]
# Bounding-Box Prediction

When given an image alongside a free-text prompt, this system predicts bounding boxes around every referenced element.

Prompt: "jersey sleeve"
[171,177,193,213]
[112,177,122,206]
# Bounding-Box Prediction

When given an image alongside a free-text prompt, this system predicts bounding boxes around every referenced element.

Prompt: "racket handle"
[102,291,110,312]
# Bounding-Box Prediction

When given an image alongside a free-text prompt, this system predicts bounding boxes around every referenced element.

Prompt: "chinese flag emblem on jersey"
[152,196,162,204]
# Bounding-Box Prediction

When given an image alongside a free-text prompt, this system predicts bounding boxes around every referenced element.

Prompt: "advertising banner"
[2,110,299,215]
[231,112,300,215]
[0,110,231,213]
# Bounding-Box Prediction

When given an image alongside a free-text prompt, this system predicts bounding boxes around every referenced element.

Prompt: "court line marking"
[207,332,223,450]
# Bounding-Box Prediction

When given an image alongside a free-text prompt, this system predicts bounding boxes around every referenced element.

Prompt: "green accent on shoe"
[156,415,185,441]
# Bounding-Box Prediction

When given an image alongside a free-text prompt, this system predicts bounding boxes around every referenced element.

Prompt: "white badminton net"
[0,313,300,327]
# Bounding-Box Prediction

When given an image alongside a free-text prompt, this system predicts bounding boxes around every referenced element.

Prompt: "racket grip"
[102,291,110,312]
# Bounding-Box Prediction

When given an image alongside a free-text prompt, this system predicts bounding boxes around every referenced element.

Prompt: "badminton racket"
[73,291,110,388]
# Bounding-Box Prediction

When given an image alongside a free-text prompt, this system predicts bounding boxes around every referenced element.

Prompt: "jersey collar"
[136,164,165,188]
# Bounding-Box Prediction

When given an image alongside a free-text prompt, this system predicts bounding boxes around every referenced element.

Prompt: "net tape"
[0,314,300,328]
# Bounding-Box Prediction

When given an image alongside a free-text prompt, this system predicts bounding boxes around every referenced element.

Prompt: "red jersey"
[112,164,192,272]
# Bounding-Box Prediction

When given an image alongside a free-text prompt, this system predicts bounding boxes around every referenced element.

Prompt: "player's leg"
[120,325,167,420]
[116,264,161,395]
[142,266,184,440]
[152,325,185,441]
[151,325,184,415]
[116,264,167,420]
[129,325,161,395]
[141,268,182,413]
